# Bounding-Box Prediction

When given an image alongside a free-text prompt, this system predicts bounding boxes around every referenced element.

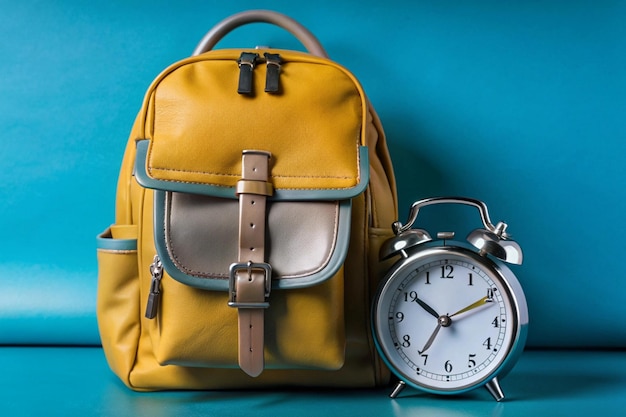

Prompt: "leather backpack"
[96,10,398,390]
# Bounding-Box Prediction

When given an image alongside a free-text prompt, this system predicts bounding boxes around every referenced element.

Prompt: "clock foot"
[389,380,406,398]
[485,377,505,402]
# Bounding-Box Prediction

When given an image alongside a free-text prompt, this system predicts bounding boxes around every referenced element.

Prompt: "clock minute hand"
[419,321,442,355]
[419,315,452,354]
[450,295,493,319]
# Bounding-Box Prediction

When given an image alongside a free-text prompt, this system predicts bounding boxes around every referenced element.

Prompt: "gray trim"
[153,191,352,291]
[96,228,137,251]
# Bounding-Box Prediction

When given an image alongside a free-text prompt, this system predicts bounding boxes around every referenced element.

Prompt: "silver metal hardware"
[437,231,455,240]
[394,197,500,236]
[237,52,259,68]
[485,377,505,402]
[145,255,164,319]
[467,226,523,264]
[388,197,522,265]
[379,228,432,260]
[228,261,272,308]
[389,380,406,399]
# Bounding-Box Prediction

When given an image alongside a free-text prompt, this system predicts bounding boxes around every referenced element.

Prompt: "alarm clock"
[373,197,528,401]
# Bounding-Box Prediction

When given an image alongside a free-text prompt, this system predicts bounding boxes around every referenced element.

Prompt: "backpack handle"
[192,10,328,58]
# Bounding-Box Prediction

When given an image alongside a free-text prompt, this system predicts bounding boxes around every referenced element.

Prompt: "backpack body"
[96,17,397,391]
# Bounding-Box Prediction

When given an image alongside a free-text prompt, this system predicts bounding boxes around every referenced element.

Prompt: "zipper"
[263,52,282,94]
[144,255,163,319]
[237,52,259,95]
[236,52,283,95]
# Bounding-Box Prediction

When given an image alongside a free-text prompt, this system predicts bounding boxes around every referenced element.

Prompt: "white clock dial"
[374,246,524,395]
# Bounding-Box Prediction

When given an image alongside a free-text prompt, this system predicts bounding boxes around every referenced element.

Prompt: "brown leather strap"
[229,150,272,377]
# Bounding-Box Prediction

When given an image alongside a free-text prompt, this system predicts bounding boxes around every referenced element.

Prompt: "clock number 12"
[424,265,454,284]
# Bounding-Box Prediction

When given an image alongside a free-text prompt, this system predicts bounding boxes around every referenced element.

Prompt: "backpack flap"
[136,152,356,292]
[134,138,367,293]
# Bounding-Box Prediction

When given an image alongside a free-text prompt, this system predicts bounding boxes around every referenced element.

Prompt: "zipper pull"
[237,52,259,95]
[145,255,163,319]
[264,53,282,94]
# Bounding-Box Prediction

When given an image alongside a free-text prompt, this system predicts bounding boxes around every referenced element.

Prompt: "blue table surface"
[1,347,624,417]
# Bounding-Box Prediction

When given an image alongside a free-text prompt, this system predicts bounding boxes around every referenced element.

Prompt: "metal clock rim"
[372,244,529,397]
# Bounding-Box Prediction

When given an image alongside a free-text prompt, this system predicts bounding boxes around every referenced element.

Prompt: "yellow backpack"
[96,10,397,390]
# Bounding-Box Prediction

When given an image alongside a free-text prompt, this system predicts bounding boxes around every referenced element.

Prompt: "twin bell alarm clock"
[373,197,528,401]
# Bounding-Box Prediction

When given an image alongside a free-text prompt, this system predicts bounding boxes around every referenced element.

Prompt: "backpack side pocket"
[96,225,139,388]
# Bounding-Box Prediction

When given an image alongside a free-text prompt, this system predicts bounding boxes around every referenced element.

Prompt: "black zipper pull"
[237,52,259,95]
[145,255,163,319]
[264,53,282,94]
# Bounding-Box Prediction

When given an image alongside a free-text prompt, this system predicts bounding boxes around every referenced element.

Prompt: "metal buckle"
[228,261,272,309]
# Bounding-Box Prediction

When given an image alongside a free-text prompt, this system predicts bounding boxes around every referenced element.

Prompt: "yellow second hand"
[450,296,492,318]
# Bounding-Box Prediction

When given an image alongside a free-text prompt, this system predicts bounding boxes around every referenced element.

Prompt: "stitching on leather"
[149,167,240,178]
[149,166,355,180]
[147,171,360,191]
[148,140,362,181]
[97,249,137,254]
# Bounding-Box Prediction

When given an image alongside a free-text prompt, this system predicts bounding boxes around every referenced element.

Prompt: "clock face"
[373,245,525,394]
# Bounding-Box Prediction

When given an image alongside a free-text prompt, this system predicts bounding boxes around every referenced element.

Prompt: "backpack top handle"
[192,10,328,58]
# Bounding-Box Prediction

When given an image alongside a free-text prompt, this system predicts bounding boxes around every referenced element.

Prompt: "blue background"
[1,0,624,348]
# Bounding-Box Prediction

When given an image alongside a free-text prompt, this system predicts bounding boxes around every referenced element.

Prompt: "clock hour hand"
[416,297,439,319]
[449,295,494,319]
